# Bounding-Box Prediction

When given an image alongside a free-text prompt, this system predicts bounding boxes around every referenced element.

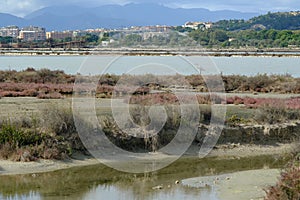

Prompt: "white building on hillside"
[0,26,19,38]
[19,26,46,41]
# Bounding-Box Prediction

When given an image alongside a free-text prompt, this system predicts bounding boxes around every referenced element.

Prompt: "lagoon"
[0,55,299,76]
[0,155,288,200]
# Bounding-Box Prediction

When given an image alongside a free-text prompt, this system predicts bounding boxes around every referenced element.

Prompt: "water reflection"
[0,155,289,200]
[0,191,41,200]
[83,184,218,200]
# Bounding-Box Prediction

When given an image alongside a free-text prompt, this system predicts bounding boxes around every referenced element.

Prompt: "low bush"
[265,153,300,200]
[0,105,87,161]
[99,104,206,152]
[40,105,86,153]
[40,105,76,136]
[0,122,48,160]
[0,123,43,148]
[255,103,300,124]
[225,96,300,124]
[128,93,179,105]
[128,93,225,105]
[37,92,64,99]
[2,69,300,98]
[226,115,250,126]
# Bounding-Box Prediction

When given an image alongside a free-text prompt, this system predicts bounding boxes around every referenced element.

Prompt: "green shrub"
[226,115,250,126]
[0,123,43,148]
[0,106,87,161]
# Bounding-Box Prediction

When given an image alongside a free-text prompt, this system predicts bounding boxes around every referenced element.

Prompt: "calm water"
[0,55,299,76]
[0,155,288,200]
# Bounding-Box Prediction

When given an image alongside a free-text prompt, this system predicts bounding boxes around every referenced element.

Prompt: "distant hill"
[0,13,25,27]
[0,3,258,30]
[214,11,300,31]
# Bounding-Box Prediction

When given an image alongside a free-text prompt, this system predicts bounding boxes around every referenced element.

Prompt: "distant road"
[1,47,300,57]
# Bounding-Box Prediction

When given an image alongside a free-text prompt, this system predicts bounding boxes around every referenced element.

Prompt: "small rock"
[175,180,180,184]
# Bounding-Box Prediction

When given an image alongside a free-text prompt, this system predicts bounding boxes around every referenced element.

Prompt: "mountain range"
[0,3,259,31]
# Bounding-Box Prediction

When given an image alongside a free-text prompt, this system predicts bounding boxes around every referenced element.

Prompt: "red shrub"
[20,89,39,97]
[286,97,300,109]
[226,96,244,105]
[265,157,300,200]
[129,93,179,105]
[37,92,64,99]
[0,91,22,97]
[243,97,258,108]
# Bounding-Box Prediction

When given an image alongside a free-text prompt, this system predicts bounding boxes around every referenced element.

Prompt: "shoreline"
[2,48,300,57]
[0,143,294,176]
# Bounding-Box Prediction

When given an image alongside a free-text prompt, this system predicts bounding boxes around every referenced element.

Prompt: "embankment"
[197,121,300,145]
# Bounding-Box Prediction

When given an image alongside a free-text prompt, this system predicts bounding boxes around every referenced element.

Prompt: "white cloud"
[0,0,43,16]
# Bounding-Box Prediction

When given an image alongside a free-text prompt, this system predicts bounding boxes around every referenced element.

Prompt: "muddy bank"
[197,121,300,145]
[0,153,99,176]
[0,143,294,176]
[106,120,300,153]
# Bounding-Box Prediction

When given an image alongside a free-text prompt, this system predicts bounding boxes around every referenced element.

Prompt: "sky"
[1,0,300,17]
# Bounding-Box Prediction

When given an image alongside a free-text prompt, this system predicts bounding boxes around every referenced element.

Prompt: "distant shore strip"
[2,48,300,56]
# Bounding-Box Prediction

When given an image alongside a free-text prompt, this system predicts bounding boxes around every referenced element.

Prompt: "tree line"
[188,29,300,48]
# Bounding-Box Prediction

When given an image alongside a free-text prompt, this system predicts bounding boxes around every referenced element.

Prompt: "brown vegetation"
[2,69,300,99]
[265,151,300,200]
[1,68,300,162]
[0,105,86,161]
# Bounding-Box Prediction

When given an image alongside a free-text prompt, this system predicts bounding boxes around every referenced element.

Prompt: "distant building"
[204,22,213,29]
[46,31,73,40]
[183,22,213,30]
[290,11,300,16]
[72,31,89,38]
[19,26,46,41]
[101,39,115,47]
[142,25,170,32]
[101,41,110,47]
[127,25,171,33]
[142,32,169,40]
[85,28,105,35]
[0,26,19,38]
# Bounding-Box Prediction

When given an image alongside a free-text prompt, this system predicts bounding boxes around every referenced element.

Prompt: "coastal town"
[0,21,212,48]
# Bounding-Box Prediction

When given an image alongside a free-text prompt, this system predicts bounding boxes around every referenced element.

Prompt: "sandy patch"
[182,168,280,200]
[0,154,98,176]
